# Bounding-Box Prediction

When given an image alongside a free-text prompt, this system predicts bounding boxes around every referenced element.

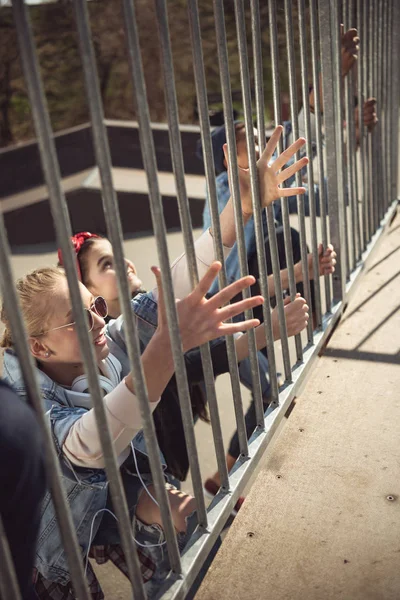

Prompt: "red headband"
[57,232,100,281]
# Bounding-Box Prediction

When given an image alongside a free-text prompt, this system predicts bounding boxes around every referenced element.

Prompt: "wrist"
[294,261,303,283]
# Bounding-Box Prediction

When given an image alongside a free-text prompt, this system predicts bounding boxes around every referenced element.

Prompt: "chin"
[96,344,110,361]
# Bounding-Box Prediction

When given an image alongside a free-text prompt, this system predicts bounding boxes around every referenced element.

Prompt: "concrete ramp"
[196,208,400,600]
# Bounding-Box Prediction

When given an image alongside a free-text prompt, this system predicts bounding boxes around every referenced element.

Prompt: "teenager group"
[0,22,380,600]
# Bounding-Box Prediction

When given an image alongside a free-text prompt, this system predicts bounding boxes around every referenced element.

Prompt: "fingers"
[279,186,306,197]
[318,242,324,256]
[260,125,284,165]
[272,137,306,172]
[218,295,264,322]
[219,319,261,335]
[276,157,309,184]
[206,274,256,310]
[190,262,222,302]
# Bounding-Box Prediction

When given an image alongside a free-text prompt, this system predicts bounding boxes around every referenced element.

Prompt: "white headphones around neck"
[71,374,115,396]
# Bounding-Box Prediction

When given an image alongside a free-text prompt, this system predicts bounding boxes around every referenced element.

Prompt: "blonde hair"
[1,267,66,348]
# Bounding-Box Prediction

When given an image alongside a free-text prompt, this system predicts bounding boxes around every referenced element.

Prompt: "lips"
[94,330,107,347]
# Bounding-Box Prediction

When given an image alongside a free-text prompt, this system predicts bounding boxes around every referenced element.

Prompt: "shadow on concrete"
[323,347,400,364]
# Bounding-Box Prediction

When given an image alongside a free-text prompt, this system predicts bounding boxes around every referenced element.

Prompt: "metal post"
[239,0,281,404]
[318,0,346,302]
[298,0,323,327]
[344,0,357,270]
[212,0,265,422]
[268,0,303,365]
[152,0,230,492]
[186,0,250,458]
[284,0,314,343]
[356,0,367,250]
[74,0,185,569]
[309,0,332,311]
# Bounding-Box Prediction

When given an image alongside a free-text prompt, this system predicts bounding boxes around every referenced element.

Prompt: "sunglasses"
[40,296,108,335]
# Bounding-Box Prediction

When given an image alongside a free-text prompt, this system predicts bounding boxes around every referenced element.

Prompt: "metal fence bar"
[391,0,400,202]
[152,0,230,492]
[361,0,371,245]
[343,0,357,270]
[309,0,332,312]
[186,0,250,459]
[0,515,21,600]
[318,0,346,302]
[284,0,314,344]
[212,0,265,424]
[122,0,210,530]
[377,0,385,222]
[298,0,323,328]
[332,0,351,283]
[371,0,379,231]
[247,0,280,404]
[356,0,366,251]
[268,0,303,367]
[10,3,112,598]
[73,0,183,575]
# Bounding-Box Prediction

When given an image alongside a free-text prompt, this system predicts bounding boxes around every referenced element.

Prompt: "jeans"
[228,226,314,459]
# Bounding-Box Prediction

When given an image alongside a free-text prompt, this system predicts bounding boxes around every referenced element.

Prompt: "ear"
[29,337,50,360]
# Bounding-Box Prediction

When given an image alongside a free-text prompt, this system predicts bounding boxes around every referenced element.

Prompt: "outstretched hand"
[272,293,309,340]
[223,125,308,215]
[152,263,263,353]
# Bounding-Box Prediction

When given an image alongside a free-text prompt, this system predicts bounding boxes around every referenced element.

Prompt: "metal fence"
[0,0,399,598]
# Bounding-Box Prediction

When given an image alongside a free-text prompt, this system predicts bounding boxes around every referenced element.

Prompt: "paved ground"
[196,207,400,599]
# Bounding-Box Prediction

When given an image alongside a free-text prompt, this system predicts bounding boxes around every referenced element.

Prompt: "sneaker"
[203,478,245,515]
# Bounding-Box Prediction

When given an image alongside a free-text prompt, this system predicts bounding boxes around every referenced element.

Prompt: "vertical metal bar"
[362,0,371,244]
[367,0,375,238]
[377,0,385,221]
[332,0,351,281]
[318,0,346,302]
[298,0,323,326]
[268,0,303,365]
[240,0,280,403]
[0,515,21,600]
[122,0,208,529]
[371,0,379,230]
[152,0,230,492]
[10,4,104,598]
[349,0,362,261]
[309,0,332,311]
[392,0,400,203]
[344,0,357,270]
[356,0,367,250]
[212,0,265,423]
[284,0,313,343]
[186,0,250,458]
[73,0,185,569]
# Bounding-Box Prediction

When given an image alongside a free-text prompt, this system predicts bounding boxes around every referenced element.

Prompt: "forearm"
[234,321,279,362]
[152,229,232,301]
[217,196,252,248]
[64,332,174,469]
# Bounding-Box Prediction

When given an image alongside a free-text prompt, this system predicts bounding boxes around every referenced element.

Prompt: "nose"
[92,310,105,331]
[125,258,136,273]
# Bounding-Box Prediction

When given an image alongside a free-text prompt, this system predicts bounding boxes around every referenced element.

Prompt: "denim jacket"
[2,292,164,585]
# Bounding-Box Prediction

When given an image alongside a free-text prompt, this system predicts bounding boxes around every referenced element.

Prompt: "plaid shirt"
[33,544,155,599]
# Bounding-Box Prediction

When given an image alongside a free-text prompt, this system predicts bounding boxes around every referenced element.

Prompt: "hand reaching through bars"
[152,263,263,353]
[234,292,309,362]
[222,125,308,215]
[341,25,360,76]
[272,294,309,340]
[295,244,337,282]
[363,98,378,131]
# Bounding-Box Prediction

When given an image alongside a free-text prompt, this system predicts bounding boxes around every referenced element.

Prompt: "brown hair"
[1,267,65,348]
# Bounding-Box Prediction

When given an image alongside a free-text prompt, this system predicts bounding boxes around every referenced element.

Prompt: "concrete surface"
[196,207,400,600]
